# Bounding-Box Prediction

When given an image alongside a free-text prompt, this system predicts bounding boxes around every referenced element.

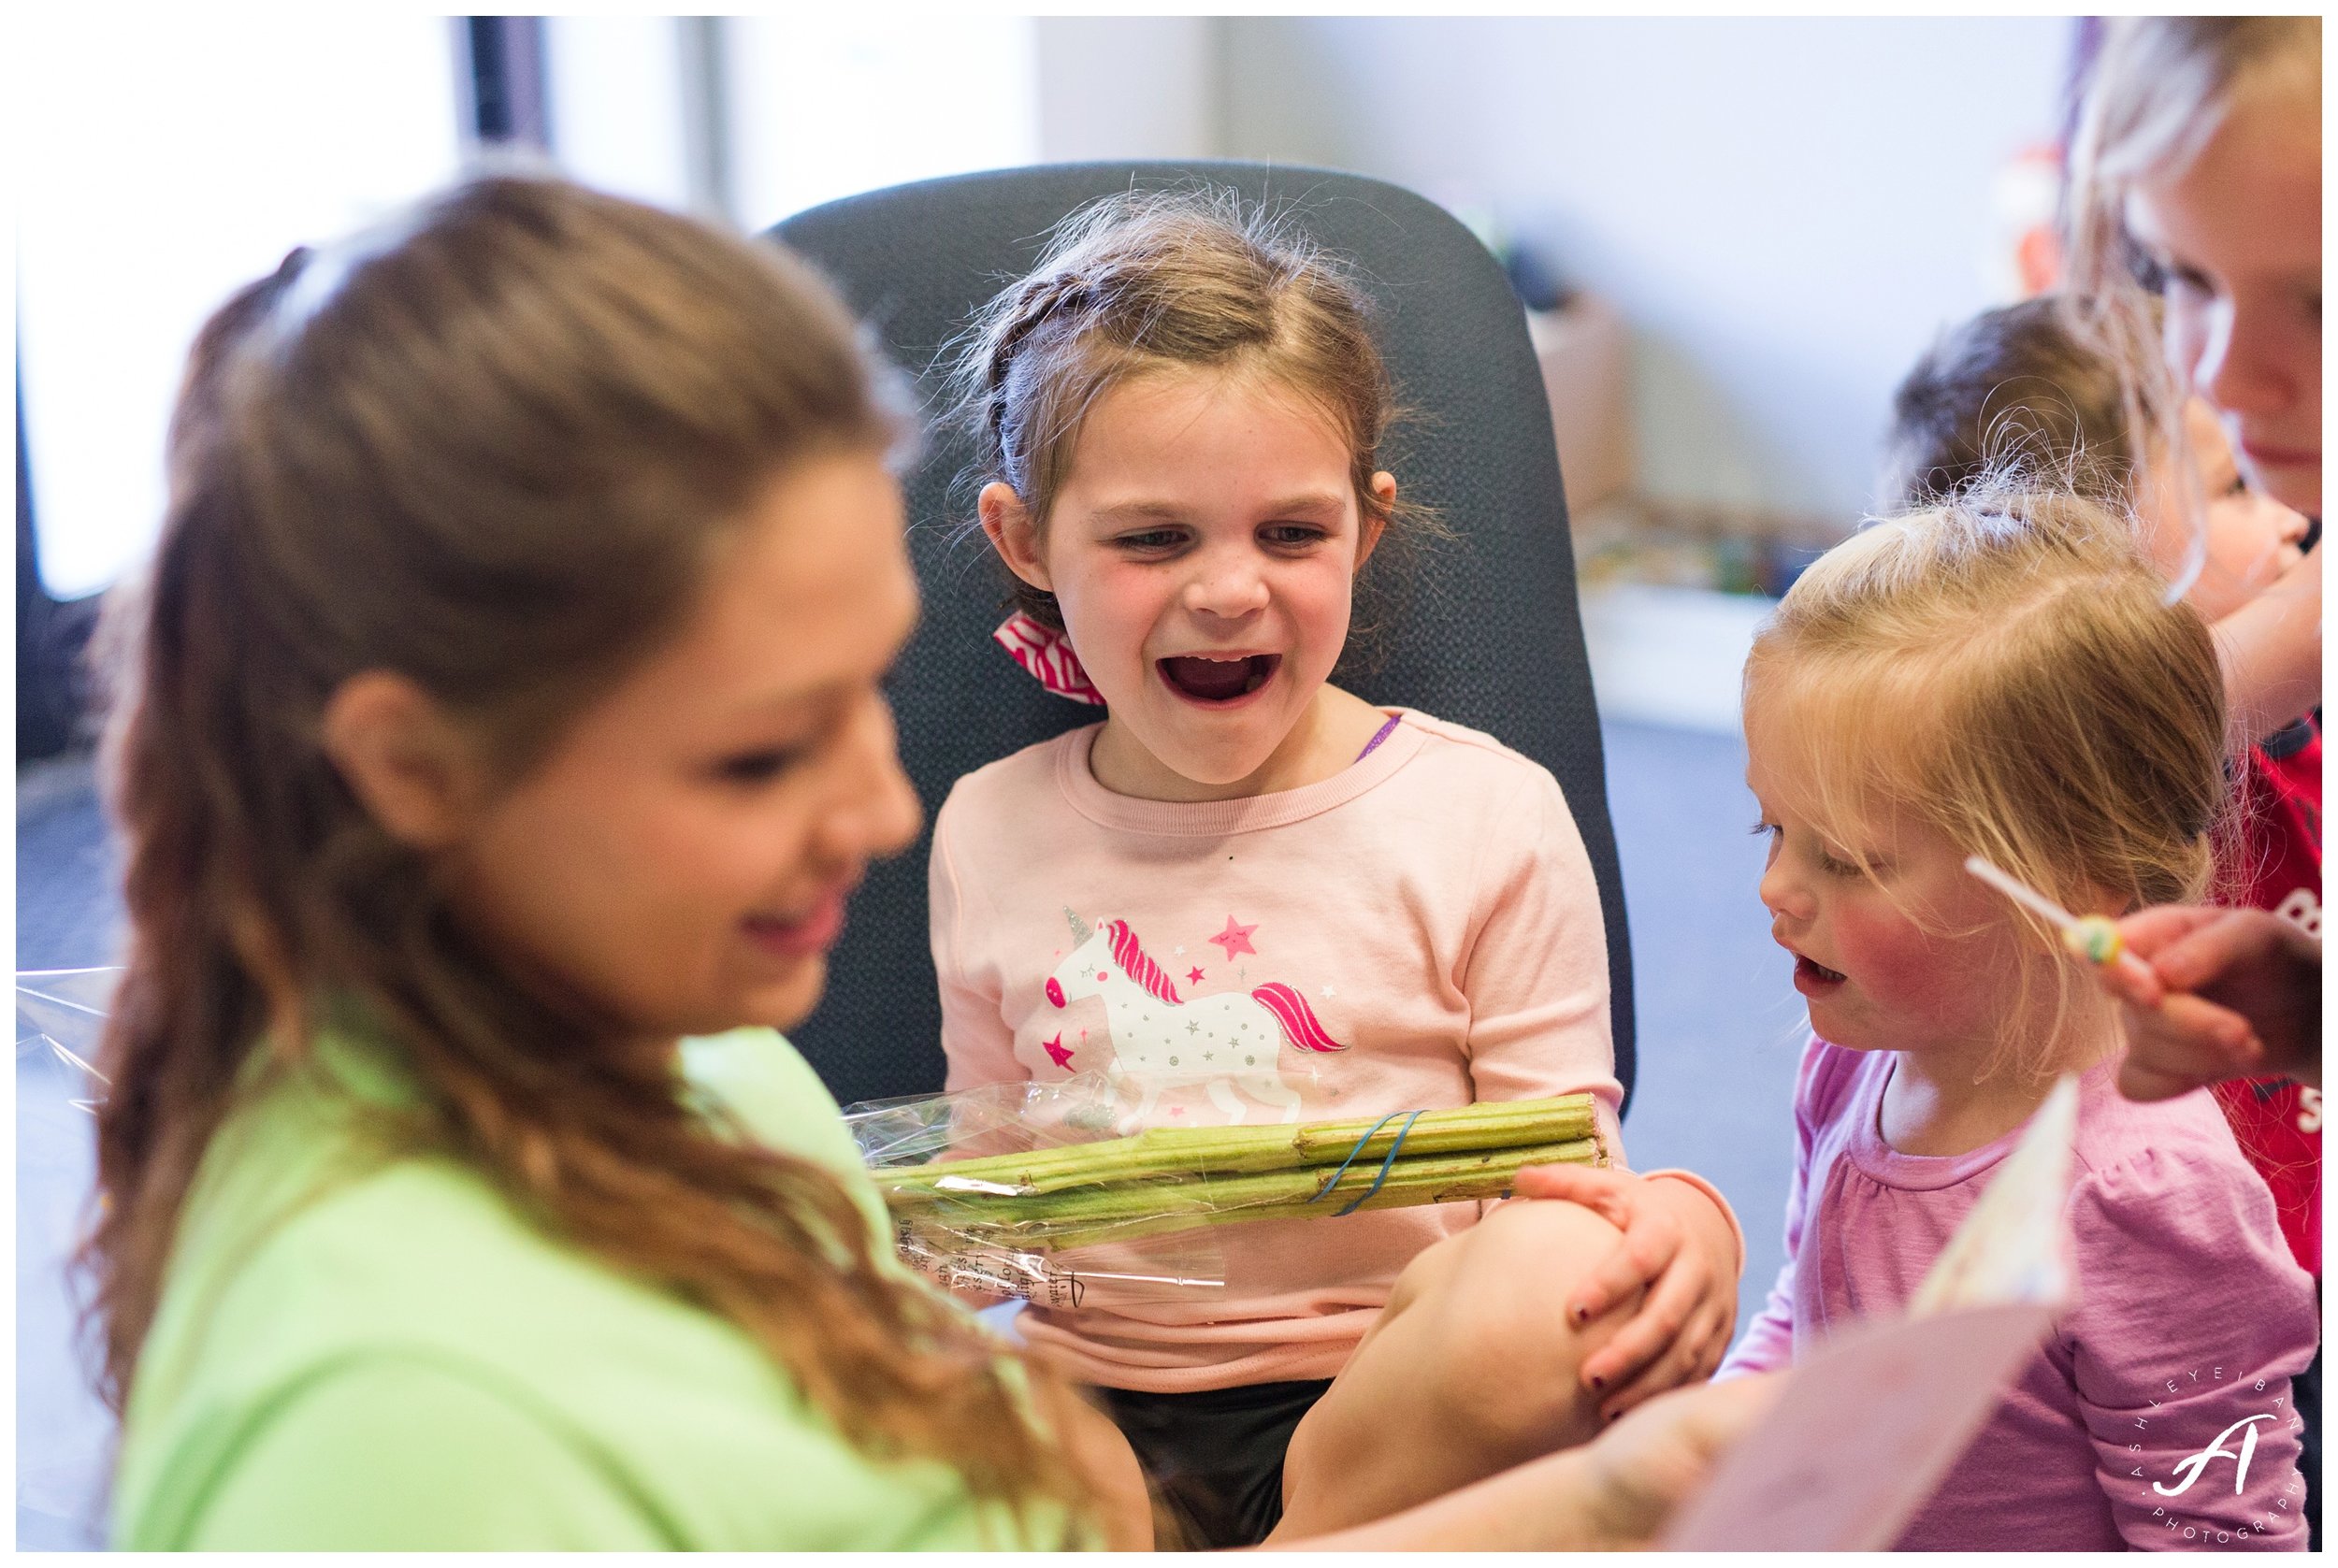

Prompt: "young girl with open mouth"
[934,190,1745,1547]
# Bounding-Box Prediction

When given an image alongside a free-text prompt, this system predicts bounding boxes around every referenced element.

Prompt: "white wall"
[1035,18,1220,162]
[16,13,463,599]
[723,16,1041,230]
[1220,17,2071,522]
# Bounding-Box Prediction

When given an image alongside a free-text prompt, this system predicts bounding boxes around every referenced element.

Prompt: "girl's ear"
[320,671,489,851]
[1355,471,1397,570]
[979,481,1053,592]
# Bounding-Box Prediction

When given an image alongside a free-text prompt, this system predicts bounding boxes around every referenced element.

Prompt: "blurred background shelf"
[1580,583,1775,737]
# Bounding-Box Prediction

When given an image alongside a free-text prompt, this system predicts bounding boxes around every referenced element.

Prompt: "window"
[17,12,462,598]
[18,15,1047,601]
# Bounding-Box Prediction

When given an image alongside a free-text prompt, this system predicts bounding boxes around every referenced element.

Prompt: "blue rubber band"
[1336,1110,1425,1216]
[1307,1109,1427,1216]
[1307,1112,1407,1201]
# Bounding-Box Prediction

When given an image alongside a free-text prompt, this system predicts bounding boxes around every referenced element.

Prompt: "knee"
[1417,1201,1638,1450]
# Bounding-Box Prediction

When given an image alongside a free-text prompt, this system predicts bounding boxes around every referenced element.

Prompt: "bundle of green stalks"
[876,1094,1605,1253]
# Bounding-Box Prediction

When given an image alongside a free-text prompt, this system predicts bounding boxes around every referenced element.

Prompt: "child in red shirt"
[2215,713,2320,1269]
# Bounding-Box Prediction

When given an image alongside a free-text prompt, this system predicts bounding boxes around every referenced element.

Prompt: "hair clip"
[995,612,1104,706]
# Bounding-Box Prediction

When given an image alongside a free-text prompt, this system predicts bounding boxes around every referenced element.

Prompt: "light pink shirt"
[930,710,1626,1390]
[1721,1038,2316,1551]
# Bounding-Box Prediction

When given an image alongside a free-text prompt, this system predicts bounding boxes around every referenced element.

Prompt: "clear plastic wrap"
[17,967,119,1115]
[18,969,118,1546]
[846,1080,1608,1308]
[847,1072,1232,1306]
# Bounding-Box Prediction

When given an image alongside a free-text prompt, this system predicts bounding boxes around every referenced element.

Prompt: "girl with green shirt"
[86,175,1767,1550]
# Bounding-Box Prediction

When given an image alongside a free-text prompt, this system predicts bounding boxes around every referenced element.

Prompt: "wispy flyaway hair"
[1744,488,2226,1075]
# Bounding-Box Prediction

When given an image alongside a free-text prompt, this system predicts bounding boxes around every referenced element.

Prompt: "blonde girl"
[933,190,1744,1547]
[86,173,1763,1551]
[1716,492,2316,1549]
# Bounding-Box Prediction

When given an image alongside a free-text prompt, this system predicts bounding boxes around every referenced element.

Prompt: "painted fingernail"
[1570,1303,1591,1325]
[1589,1374,1608,1391]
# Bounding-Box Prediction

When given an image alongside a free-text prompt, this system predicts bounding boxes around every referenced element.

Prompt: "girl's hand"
[2099,904,2320,1100]
[1509,1165,1739,1421]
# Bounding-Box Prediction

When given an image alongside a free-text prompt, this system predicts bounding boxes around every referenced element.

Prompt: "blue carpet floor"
[14,719,1805,1548]
[17,755,123,1550]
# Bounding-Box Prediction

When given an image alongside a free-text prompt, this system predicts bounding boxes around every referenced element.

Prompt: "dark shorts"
[1099,1378,1334,1550]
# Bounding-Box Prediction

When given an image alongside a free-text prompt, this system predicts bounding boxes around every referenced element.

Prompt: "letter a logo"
[2154,1415,2274,1498]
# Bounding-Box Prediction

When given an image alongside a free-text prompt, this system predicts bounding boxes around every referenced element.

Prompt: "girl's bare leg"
[1273,1199,1639,1538]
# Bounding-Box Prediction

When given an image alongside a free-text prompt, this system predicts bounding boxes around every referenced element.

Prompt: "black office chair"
[772,161,1635,1115]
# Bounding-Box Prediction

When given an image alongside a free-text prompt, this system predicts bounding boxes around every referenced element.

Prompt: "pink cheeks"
[1036,369,1372,798]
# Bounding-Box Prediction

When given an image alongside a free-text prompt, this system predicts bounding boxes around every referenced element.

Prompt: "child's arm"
[928,794,1031,1095]
[1717,1256,1798,1377]
[1263,1375,1782,1551]
[1454,770,1621,1112]
[926,798,1031,1308]
[1457,769,1741,1413]
[1700,1048,1826,1385]
[1713,1039,1834,1380]
[2212,539,2320,745]
[2067,1144,2317,1548]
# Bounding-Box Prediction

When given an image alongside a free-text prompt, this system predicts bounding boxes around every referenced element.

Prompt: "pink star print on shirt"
[927,711,1635,1394]
[1208,917,1258,960]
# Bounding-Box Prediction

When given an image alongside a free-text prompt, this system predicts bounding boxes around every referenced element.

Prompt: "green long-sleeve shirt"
[110,1026,1073,1549]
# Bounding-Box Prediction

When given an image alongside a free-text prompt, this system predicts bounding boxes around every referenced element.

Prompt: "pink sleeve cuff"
[1639,1168,1747,1281]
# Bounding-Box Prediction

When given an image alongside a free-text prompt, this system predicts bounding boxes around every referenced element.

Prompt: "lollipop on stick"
[1963,856,2159,995]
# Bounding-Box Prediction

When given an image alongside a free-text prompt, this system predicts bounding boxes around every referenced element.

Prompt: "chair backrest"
[773,161,1635,1114]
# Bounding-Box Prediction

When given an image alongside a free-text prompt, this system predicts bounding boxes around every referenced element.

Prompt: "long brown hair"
[87,175,1085,1532]
[948,187,1442,662]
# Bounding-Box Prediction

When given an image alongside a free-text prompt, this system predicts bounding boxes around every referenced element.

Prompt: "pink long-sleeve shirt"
[1720,1037,2316,1551]
[929,710,1630,1391]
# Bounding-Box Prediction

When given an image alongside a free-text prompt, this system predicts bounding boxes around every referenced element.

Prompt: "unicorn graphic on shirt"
[1044,911,1346,1125]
